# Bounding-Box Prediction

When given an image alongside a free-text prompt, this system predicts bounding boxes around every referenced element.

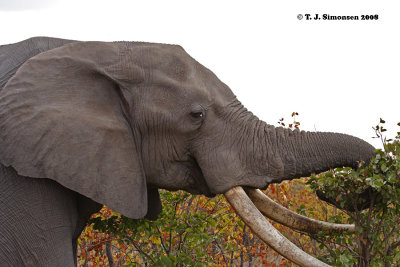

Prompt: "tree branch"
[125,236,155,264]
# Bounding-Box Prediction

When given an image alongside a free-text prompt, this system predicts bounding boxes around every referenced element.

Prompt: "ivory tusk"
[224,186,330,267]
[245,188,355,234]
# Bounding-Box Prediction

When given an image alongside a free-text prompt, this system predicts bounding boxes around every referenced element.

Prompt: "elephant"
[0,37,375,267]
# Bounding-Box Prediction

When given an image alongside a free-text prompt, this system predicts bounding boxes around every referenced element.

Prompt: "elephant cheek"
[197,150,247,194]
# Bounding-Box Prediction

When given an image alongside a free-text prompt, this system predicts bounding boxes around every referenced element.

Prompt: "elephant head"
[0,38,374,266]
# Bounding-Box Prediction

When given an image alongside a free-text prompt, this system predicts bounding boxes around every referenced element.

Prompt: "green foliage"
[83,186,296,266]
[308,120,400,266]
[89,190,238,266]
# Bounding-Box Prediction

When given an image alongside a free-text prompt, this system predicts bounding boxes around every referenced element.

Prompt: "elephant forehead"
[141,71,234,110]
[151,51,192,82]
[114,42,236,108]
[122,44,191,80]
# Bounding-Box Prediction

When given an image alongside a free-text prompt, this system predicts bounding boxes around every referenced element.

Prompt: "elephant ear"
[0,42,149,219]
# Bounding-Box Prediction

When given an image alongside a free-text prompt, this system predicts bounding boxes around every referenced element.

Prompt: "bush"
[308,120,400,266]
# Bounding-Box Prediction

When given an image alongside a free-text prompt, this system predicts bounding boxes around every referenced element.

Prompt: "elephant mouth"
[224,186,355,267]
[183,156,215,198]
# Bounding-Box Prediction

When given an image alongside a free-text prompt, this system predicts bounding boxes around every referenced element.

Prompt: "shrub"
[308,120,400,266]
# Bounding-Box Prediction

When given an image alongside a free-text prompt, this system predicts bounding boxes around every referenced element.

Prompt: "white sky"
[1,0,399,148]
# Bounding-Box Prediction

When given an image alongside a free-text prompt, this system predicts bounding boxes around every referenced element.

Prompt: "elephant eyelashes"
[189,110,205,128]
[190,112,204,118]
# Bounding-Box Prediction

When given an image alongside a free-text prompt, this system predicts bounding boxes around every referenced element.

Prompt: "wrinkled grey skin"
[0,37,375,266]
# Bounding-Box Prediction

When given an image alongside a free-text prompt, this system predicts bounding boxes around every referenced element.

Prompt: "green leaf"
[160,255,173,266]
[381,163,389,172]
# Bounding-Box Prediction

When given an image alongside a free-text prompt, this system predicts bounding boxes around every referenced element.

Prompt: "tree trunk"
[106,240,114,267]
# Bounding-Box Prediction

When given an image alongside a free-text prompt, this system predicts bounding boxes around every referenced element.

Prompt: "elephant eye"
[190,111,204,118]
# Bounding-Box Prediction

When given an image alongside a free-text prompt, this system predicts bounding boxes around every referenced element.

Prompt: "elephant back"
[0,37,76,90]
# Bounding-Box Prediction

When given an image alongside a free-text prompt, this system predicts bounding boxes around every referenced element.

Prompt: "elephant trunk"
[196,101,375,193]
[257,123,375,183]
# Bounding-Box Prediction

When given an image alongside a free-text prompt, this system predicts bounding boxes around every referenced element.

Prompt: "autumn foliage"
[77,179,344,266]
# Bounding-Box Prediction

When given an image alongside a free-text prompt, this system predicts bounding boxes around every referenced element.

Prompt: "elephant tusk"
[224,186,330,267]
[245,188,355,234]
